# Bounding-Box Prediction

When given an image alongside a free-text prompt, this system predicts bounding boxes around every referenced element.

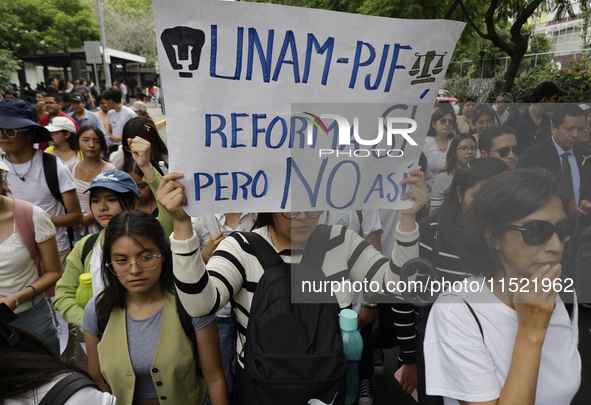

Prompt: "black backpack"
[42,152,75,246]
[233,225,347,405]
[38,373,103,405]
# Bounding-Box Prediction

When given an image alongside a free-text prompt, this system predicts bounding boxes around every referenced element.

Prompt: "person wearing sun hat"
[0,99,83,268]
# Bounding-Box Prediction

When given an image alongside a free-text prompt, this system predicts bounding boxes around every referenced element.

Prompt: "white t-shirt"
[107,106,137,145]
[89,240,104,297]
[3,150,77,251]
[5,373,116,405]
[424,276,581,405]
[0,204,55,313]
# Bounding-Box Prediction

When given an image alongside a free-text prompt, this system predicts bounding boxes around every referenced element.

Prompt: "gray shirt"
[82,296,216,398]
[69,109,110,146]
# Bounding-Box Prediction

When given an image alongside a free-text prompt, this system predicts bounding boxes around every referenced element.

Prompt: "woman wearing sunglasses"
[423,108,457,179]
[424,168,580,405]
[82,211,228,405]
[155,169,428,401]
[429,133,477,213]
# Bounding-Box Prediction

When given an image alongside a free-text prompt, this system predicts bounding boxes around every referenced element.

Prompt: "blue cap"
[83,170,139,196]
[0,99,52,143]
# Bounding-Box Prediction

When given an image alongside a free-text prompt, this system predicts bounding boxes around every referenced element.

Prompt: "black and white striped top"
[170,223,420,368]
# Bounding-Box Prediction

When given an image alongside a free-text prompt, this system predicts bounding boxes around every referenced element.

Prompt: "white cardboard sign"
[153,0,464,216]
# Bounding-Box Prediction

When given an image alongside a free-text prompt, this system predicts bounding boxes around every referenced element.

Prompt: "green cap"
[339,308,358,331]
[79,273,93,289]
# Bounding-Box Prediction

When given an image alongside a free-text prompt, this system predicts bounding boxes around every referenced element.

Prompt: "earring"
[495,245,500,250]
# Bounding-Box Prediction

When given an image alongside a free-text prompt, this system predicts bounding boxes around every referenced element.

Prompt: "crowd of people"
[0,79,587,405]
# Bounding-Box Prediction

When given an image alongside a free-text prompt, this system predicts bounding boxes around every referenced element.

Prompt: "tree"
[0,0,99,88]
[0,50,22,92]
[99,0,158,64]
[246,0,585,92]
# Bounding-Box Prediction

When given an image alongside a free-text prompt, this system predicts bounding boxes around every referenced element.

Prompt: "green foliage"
[0,50,22,92]
[484,53,591,103]
[442,78,476,103]
[99,0,158,64]
[0,0,99,57]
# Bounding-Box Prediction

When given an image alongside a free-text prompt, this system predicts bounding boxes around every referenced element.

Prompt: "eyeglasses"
[476,119,494,126]
[507,218,578,246]
[0,128,30,138]
[457,146,477,152]
[489,145,522,157]
[281,211,323,219]
[108,254,162,276]
[438,118,455,125]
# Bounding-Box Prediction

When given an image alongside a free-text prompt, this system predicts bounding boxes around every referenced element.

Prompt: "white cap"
[45,116,76,133]
[0,160,9,172]
[130,101,147,112]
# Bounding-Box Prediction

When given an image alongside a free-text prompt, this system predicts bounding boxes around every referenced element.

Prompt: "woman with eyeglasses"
[456,98,476,134]
[423,108,457,179]
[82,210,228,405]
[155,169,428,402]
[53,139,173,328]
[424,168,581,405]
[428,133,477,213]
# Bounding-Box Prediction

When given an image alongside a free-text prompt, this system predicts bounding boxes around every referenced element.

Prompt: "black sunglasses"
[507,218,578,246]
[490,145,522,158]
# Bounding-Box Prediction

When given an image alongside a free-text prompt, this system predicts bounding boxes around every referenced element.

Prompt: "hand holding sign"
[157,173,193,240]
[399,169,428,231]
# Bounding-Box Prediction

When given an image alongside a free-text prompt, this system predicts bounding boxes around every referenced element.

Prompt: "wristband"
[9,294,20,309]
[26,285,37,307]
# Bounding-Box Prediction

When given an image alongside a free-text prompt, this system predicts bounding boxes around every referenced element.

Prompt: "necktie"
[562,152,576,202]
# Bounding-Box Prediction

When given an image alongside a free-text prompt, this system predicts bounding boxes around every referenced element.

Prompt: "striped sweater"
[170,222,420,368]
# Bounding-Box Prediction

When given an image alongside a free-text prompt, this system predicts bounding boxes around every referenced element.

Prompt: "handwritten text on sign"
[153,0,465,216]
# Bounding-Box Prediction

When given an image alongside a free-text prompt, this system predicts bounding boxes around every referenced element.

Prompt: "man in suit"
[518,104,591,217]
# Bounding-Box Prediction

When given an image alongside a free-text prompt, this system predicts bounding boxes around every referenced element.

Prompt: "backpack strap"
[232,232,284,270]
[175,293,203,377]
[13,198,37,262]
[81,233,101,265]
[300,224,332,267]
[42,152,62,204]
[42,152,75,246]
[38,373,101,405]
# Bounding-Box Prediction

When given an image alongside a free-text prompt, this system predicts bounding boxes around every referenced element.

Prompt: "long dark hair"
[96,211,174,329]
[439,133,477,174]
[426,108,456,139]
[427,158,510,244]
[121,117,168,165]
[0,327,92,399]
[77,125,109,160]
[254,213,274,229]
[458,168,572,278]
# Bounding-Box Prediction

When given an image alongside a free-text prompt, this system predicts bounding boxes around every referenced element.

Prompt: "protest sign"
[153,0,465,216]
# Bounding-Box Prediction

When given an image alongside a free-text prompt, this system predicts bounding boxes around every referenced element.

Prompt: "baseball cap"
[45,116,77,133]
[69,93,84,103]
[0,99,52,143]
[84,170,139,196]
[532,82,567,99]
[130,101,147,112]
